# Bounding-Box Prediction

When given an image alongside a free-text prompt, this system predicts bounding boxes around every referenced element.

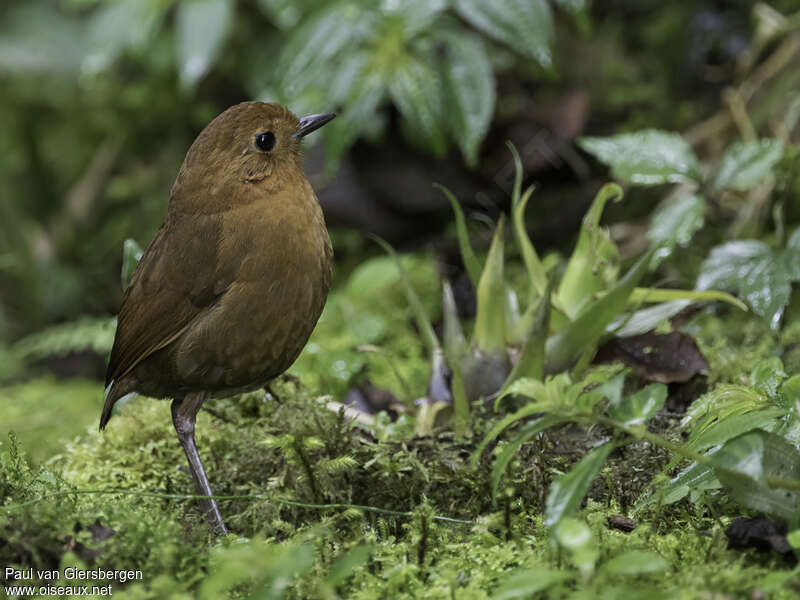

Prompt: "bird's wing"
[105,215,233,387]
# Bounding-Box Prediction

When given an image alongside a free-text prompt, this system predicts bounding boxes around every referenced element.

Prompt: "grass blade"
[473,215,506,353]
[437,184,482,287]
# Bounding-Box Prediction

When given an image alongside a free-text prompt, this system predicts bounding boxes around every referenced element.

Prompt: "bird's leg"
[171,393,228,535]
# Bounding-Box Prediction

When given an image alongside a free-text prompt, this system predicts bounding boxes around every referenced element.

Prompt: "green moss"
[0,377,101,464]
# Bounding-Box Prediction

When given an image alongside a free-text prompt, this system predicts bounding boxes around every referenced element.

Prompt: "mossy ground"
[2,257,799,598]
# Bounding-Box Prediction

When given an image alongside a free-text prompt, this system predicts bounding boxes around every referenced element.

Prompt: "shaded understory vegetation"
[3,1,800,599]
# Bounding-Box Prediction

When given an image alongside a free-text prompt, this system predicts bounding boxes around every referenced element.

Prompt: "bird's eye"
[254,131,276,152]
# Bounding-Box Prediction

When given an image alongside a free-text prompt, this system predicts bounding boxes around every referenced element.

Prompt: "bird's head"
[173,102,335,198]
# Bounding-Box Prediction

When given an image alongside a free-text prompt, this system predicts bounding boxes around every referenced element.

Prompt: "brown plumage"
[101,102,335,533]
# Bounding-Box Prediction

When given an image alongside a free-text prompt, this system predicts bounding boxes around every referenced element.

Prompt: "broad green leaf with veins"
[579,130,701,185]
[711,139,784,192]
[441,32,495,166]
[455,0,554,68]
[389,57,448,155]
[648,195,706,255]
[697,234,800,330]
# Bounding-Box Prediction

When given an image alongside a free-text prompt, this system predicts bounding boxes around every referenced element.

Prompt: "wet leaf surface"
[596,331,709,383]
[725,517,794,560]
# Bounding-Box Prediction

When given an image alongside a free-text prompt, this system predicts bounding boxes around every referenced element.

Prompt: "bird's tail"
[99,377,136,430]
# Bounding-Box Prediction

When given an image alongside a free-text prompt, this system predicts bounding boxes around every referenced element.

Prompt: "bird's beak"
[293,113,336,139]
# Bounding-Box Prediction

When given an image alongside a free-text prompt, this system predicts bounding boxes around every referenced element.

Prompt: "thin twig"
[0,489,475,524]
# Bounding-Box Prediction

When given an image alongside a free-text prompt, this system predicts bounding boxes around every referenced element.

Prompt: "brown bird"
[100,102,335,534]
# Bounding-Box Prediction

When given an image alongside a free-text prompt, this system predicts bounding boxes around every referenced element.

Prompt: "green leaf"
[711,139,784,192]
[579,130,701,186]
[546,248,656,374]
[494,567,572,599]
[556,183,622,319]
[697,240,799,330]
[121,238,143,291]
[508,143,547,300]
[601,551,670,576]
[389,57,447,155]
[454,0,554,68]
[685,407,785,454]
[442,281,467,362]
[473,216,506,353]
[712,430,800,521]
[504,283,552,391]
[609,300,690,338]
[642,461,719,509]
[491,415,568,502]
[471,398,556,467]
[628,288,747,311]
[176,0,234,86]
[441,32,495,166]
[647,195,705,256]
[544,442,615,526]
[751,357,786,399]
[609,383,667,426]
[553,518,599,578]
[383,0,448,39]
[275,4,370,100]
[438,185,482,287]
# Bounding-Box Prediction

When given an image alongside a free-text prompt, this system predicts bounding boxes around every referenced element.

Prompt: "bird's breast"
[172,182,332,391]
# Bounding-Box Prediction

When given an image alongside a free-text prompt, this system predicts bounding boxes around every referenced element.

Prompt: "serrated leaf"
[455,0,554,68]
[712,430,800,521]
[647,195,705,255]
[712,139,784,192]
[579,130,701,186]
[609,383,667,426]
[697,241,797,330]
[383,0,447,39]
[601,551,670,576]
[494,567,572,599]
[275,3,370,99]
[389,57,447,155]
[176,0,234,86]
[441,32,495,166]
[545,442,615,526]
